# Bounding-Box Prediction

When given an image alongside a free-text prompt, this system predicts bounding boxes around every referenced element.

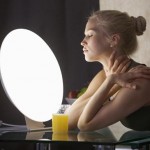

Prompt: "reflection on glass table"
[117,130,150,150]
[0,127,150,150]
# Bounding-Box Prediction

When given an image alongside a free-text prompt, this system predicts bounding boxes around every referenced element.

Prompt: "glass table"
[0,126,150,150]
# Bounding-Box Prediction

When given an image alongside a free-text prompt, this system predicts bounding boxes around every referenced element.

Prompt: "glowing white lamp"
[0,29,63,124]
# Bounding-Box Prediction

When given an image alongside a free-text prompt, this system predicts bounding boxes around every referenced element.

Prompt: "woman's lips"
[83,48,88,53]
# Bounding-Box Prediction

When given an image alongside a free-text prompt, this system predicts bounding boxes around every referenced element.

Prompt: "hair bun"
[131,16,146,36]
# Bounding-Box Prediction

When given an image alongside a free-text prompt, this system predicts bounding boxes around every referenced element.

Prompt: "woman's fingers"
[112,72,137,89]
[116,59,131,73]
[110,65,150,90]
[111,56,130,73]
[129,65,147,71]
[122,82,136,89]
[129,66,150,76]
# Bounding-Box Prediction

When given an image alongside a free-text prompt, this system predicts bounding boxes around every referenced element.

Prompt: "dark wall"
[0,0,101,125]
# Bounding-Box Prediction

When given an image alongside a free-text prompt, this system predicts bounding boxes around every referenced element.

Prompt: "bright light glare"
[0,29,63,122]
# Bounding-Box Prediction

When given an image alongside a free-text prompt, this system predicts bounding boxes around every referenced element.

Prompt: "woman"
[65,10,150,131]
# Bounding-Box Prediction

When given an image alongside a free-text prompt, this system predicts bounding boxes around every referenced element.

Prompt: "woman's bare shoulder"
[134,78,150,104]
[114,78,150,110]
[91,69,106,81]
[88,69,105,88]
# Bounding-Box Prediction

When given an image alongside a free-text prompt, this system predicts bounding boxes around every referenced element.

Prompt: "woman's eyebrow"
[85,29,97,34]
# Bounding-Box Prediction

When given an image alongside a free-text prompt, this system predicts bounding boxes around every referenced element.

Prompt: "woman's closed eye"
[85,34,93,38]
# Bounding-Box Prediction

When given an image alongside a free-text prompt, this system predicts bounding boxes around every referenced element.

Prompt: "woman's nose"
[81,38,86,46]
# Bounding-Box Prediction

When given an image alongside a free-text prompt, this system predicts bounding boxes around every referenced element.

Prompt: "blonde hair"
[89,10,146,55]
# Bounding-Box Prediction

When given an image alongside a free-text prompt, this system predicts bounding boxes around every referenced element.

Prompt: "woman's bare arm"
[77,69,150,131]
[65,70,106,129]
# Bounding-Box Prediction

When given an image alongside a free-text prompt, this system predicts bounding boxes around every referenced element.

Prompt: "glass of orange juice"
[52,132,68,141]
[52,104,70,133]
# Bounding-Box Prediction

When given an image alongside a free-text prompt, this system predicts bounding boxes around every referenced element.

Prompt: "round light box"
[0,29,63,122]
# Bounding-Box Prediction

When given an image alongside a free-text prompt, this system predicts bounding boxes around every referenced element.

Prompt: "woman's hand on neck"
[102,50,131,77]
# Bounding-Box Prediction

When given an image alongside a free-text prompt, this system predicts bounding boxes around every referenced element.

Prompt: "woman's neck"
[99,51,129,74]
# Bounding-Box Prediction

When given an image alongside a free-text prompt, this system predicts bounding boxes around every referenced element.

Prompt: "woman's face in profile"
[81,19,111,62]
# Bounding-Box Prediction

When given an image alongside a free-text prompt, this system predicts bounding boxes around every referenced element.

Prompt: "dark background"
[0,0,101,125]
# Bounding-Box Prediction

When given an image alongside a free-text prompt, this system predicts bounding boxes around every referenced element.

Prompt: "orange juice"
[52,114,68,133]
[52,133,68,141]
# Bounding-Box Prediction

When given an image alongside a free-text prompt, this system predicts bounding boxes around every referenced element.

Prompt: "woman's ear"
[110,34,120,47]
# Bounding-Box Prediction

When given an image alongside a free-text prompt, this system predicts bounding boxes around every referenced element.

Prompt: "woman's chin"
[85,57,94,62]
[85,58,93,62]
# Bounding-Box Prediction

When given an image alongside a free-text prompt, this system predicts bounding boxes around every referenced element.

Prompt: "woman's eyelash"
[86,35,93,38]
